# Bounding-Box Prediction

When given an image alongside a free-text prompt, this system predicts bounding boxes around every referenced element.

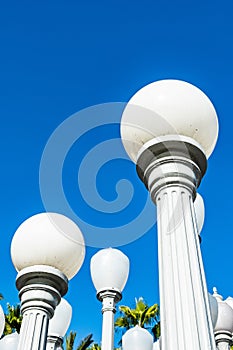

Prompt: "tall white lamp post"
[46,298,72,350]
[120,79,219,350]
[10,212,85,350]
[90,248,129,350]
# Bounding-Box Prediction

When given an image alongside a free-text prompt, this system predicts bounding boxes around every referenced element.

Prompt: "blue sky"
[0,0,233,347]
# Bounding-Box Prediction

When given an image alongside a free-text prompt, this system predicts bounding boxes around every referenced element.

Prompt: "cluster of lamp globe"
[0,79,232,350]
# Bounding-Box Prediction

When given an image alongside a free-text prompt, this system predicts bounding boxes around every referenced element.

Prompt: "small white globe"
[11,212,85,280]
[48,298,72,337]
[0,333,20,350]
[122,326,153,350]
[90,248,129,293]
[214,301,233,334]
[121,79,219,162]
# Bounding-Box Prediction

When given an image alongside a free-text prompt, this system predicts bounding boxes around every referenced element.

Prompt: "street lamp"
[90,248,129,350]
[0,333,20,350]
[46,298,72,350]
[120,79,219,350]
[213,288,233,350]
[122,326,153,350]
[0,305,5,340]
[10,212,85,350]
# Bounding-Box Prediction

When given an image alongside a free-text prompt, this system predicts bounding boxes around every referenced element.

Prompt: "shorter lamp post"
[213,287,233,350]
[122,326,153,350]
[90,248,129,350]
[46,298,72,350]
[10,212,85,350]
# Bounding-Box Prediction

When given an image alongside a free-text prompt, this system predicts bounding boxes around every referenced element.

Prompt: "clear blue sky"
[0,0,232,347]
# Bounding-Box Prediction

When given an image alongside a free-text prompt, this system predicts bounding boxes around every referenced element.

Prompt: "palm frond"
[66,331,77,350]
[76,334,93,350]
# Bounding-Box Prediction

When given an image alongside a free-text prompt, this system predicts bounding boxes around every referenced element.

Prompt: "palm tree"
[115,297,160,341]
[4,303,22,335]
[66,331,77,350]
[76,334,93,350]
[88,344,101,350]
[66,332,94,350]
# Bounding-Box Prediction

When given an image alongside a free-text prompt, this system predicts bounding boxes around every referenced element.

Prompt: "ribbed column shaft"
[136,139,216,350]
[16,265,68,350]
[18,309,49,350]
[155,186,215,350]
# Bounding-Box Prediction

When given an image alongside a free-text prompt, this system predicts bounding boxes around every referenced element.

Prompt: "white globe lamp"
[10,212,85,350]
[91,247,129,294]
[11,212,85,280]
[121,79,218,162]
[0,333,20,350]
[122,326,153,350]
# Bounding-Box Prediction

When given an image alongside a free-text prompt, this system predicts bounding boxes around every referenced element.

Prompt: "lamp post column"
[136,139,216,350]
[97,290,122,350]
[16,265,68,350]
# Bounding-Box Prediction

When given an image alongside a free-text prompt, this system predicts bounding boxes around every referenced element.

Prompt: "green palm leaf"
[76,334,93,350]
[66,331,77,350]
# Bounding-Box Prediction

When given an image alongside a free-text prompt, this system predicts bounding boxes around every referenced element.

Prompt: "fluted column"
[136,139,216,350]
[97,290,121,350]
[16,265,68,350]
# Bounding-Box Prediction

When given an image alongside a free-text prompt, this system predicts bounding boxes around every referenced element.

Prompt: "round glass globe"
[214,301,233,333]
[0,306,5,339]
[11,212,85,280]
[0,333,19,350]
[121,79,219,162]
[90,248,129,293]
[48,298,72,337]
[194,193,205,234]
[122,326,153,350]
[225,296,233,310]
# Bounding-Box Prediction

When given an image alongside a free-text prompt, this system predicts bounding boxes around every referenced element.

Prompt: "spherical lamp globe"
[11,212,85,280]
[213,288,233,334]
[121,79,219,162]
[122,326,153,350]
